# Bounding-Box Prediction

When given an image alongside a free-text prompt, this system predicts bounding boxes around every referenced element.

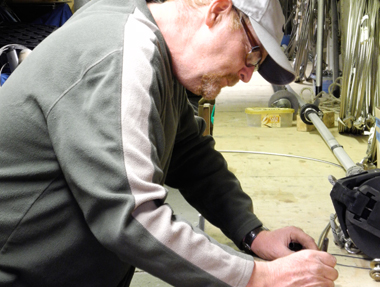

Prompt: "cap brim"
[250,20,295,85]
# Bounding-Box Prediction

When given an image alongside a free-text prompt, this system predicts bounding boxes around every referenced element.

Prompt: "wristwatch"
[242,226,269,253]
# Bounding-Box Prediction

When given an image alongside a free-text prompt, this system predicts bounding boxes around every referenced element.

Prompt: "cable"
[336,263,371,270]
[331,253,372,261]
[217,150,344,169]
[332,254,372,270]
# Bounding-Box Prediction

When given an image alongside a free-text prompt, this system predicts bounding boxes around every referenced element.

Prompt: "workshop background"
[1,0,379,286]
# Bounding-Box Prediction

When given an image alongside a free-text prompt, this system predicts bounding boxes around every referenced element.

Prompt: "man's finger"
[317,251,337,267]
[323,265,339,281]
[289,228,318,250]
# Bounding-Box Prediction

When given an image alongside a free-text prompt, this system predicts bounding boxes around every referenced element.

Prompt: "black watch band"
[242,226,269,252]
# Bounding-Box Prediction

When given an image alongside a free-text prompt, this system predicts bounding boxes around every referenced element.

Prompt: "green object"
[211,105,215,124]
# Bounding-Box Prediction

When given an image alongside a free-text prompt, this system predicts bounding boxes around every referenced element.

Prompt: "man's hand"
[250,226,318,260]
[246,250,338,287]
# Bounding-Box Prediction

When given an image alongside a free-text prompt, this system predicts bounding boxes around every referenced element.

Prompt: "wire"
[333,253,372,271]
[336,263,371,270]
[331,253,372,261]
[217,150,344,170]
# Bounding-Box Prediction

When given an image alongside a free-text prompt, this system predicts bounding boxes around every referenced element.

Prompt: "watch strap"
[242,226,269,252]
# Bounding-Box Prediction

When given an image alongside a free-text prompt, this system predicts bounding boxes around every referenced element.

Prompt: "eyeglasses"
[240,15,262,69]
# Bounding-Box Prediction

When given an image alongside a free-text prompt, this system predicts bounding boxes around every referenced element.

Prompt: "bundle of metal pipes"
[283,0,340,103]
[283,0,318,83]
[339,0,380,136]
[282,0,379,164]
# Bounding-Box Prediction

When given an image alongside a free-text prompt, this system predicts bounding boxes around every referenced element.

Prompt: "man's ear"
[205,0,233,28]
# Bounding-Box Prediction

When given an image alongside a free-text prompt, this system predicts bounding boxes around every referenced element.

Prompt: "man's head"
[151,0,294,99]
[231,0,295,85]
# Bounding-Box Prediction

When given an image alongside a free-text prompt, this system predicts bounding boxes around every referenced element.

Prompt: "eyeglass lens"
[247,46,261,67]
[240,17,262,68]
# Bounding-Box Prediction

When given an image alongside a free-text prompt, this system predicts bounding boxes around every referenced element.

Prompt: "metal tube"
[285,85,362,175]
[316,0,325,95]
[330,0,339,83]
[331,0,340,97]
[6,48,18,72]
[272,85,286,92]
[307,112,357,171]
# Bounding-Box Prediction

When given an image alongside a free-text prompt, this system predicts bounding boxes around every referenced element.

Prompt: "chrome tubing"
[330,0,340,96]
[285,84,363,176]
[307,112,358,174]
[339,0,380,134]
[315,0,325,95]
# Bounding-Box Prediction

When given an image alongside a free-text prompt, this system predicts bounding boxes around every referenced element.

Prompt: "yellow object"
[245,107,294,128]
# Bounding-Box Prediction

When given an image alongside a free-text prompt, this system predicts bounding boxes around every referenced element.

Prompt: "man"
[0,0,338,286]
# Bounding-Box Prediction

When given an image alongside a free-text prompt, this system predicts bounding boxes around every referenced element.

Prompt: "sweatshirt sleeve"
[166,100,263,249]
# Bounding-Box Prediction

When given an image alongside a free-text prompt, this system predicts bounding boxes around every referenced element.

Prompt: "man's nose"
[238,65,255,83]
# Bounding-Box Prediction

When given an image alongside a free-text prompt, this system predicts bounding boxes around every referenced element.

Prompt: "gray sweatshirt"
[0,0,262,286]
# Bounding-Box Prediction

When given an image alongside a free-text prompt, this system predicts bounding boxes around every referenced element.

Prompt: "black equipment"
[330,169,380,258]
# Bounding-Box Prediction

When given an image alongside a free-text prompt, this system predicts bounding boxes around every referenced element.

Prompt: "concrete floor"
[130,72,376,286]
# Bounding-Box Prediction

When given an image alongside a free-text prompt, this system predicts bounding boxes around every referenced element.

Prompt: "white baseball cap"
[232,0,295,85]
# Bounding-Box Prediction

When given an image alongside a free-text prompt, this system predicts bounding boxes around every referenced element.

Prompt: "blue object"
[1,73,10,86]
[33,3,72,27]
[322,77,333,93]
[281,35,291,47]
